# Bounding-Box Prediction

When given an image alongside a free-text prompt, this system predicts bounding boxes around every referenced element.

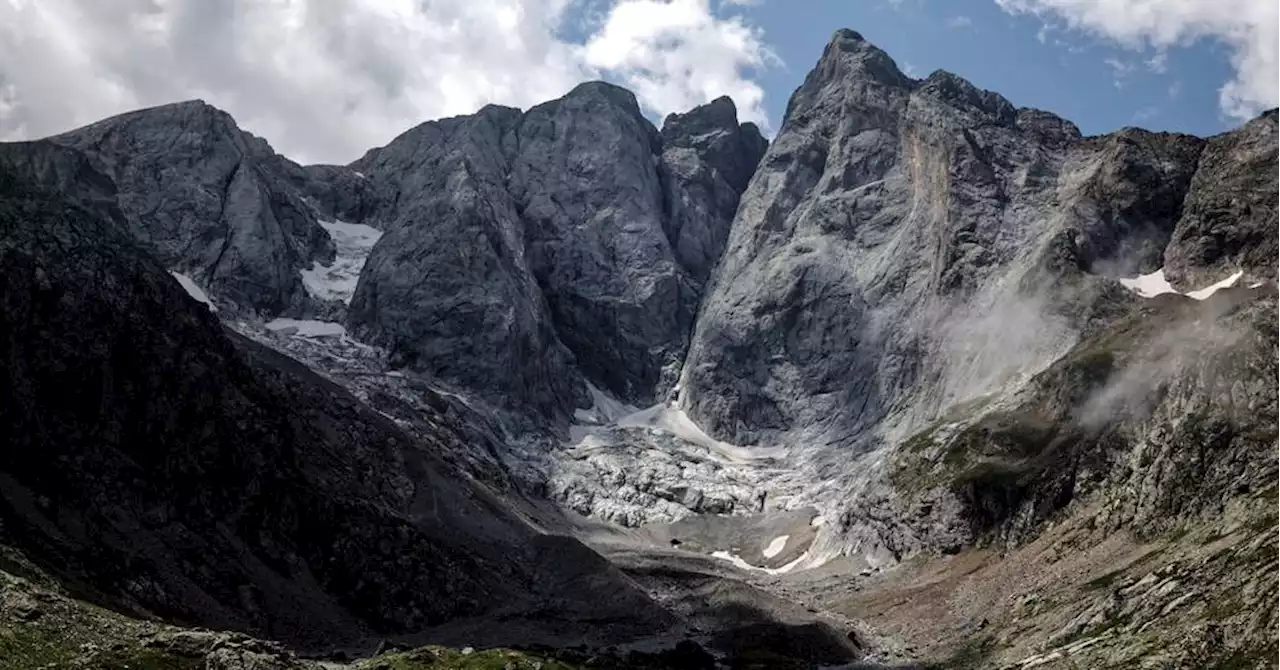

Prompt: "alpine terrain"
[0,28,1276,670]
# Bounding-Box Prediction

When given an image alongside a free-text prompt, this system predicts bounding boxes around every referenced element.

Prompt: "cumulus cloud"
[0,0,775,164]
[996,0,1279,121]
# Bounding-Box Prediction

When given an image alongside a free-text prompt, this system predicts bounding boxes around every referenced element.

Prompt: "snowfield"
[265,318,347,338]
[301,220,383,304]
[1118,268,1243,300]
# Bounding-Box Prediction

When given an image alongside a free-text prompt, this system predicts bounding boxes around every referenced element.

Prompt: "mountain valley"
[0,28,1276,670]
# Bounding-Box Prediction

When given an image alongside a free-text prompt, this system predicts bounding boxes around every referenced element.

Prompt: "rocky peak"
[1164,107,1278,287]
[918,69,1017,125]
[1015,107,1082,147]
[662,96,740,137]
[662,96,768,193]
[30,100,335,315]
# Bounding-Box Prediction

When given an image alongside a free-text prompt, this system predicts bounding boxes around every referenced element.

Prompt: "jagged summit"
[0,26,1275,670]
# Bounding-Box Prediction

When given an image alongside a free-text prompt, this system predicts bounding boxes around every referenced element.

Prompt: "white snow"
[1118,268,1244,301]
[1186,270,1243,300]
[265,318,347,338]
[763,535,789,559]
[711,549,813,575]
[809,515,825,527]
[573,383,640,425]
[1118,268,1177,298]
[613,402,786,462]
[566,385,783,461]
[300,220,383,304]
[170,272,217,312]
[1249,281,1265,289]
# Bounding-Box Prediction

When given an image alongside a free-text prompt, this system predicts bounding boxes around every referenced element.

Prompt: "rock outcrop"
[0,163,670,647]
[1165,108,1279,288]
[346,84,765,421]
[45,100,335,315]
[679,30,1271,458]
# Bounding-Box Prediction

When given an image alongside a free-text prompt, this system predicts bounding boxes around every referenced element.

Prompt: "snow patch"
[565,385,784,462]
[573,383,640,425]
[614,403,786,462]
[1117,269,1177,298]
[1249,281,1265,289]
[809,515,825,527]
[763,535,789,559]
[711,548,816,575]
[170,272,217,312]
[1186,270,1243,300]
[1119,268,1244,301]
[265,318,347,338]
[301,220,382,304]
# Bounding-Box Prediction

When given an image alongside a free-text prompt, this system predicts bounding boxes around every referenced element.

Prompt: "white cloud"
[1146,52,1168,73]
[1169,80,1183,98]
[0,0,775,164]
[995,0,1279,120]
[1104,57,1136,87]
[946,15,974,29]
[582,0,776,131]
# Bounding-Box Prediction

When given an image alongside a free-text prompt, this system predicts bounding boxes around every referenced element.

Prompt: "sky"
[0,0,1274,165]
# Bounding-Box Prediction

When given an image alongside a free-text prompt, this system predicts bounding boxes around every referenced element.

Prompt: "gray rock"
[1164,108,1278,287]
[347,83,764,421]
[0,164,672,647]
[42,100,335,315]
[511,82,689,405]
[660,96,768,286]
[680,30,1209,453]
[346,105,585,426]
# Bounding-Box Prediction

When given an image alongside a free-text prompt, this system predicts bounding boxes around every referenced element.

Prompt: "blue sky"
[733,0,1246,137]
[4,0,1272,164]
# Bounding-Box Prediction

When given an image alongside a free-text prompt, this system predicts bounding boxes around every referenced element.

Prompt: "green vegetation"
[0,624,202,670]
[358,646,592,670]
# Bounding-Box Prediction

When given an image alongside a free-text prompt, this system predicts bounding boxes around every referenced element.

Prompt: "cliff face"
[345,84,765,423]
[0,163,669,647]
[42,101,337,315]
[678,30,1254,455]
[0,26,1275,669]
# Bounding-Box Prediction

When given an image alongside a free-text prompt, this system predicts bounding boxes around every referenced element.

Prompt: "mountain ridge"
[0,26,1275,669]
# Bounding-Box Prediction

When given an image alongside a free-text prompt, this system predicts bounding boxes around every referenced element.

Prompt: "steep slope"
[42,100,335,315]
[346,84,766,422]
[1165,109,1279,288]
[0,162,671,648]
[678,30,1234,454]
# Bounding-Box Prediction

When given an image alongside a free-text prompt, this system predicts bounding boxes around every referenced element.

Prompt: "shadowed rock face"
[346,83,766,421]
[0,164,671,647]
[41,100,336,315]
[678,29,1273,453]
[1165,108,1279,288]
[660,96,769,286]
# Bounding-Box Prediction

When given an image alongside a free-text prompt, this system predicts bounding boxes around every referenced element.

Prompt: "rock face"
[346,84,766,420]
[0,163,670,646]
[679,30,1271,458]
[1165,108,1279,288]
[660,96,769,284]
[45,100,335,314]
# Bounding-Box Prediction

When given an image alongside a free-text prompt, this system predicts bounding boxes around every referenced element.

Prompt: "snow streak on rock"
[170,272,217,312]
[301,220,382,304]
[1118,268,1244,300]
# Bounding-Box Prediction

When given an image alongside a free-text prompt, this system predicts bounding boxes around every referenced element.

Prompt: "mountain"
[0,26,1275,670]
[0,159,672,648]
[345,84,766,425]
